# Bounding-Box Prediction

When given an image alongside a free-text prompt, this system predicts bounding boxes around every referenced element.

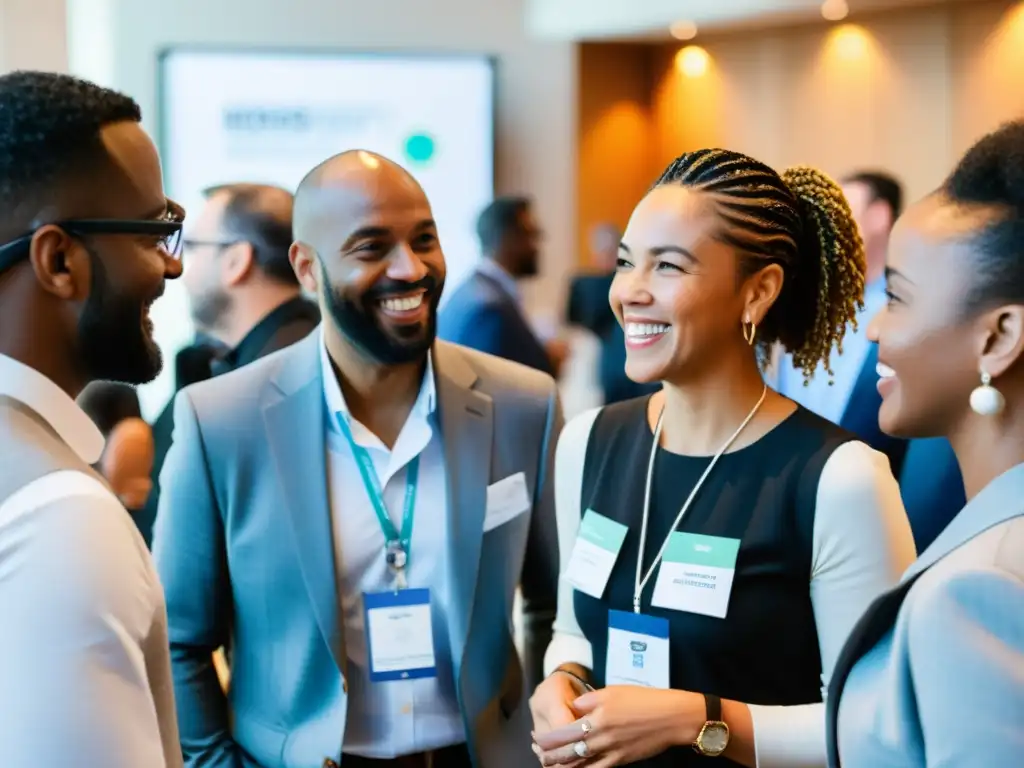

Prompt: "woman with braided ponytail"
[529,149,915,767]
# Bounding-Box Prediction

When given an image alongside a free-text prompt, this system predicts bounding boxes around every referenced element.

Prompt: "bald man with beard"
[154,150,562,768]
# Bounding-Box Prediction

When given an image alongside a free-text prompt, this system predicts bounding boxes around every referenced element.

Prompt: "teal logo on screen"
[404,132,436,165]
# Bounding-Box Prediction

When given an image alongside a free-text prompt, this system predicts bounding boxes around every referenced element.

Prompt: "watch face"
[699,723,730,755]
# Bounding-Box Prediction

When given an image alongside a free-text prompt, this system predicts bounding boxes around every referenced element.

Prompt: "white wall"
[66,0,578,419]
[0,0,67,72]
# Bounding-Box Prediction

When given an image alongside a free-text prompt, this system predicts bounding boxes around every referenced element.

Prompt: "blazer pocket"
[484,472,531,533]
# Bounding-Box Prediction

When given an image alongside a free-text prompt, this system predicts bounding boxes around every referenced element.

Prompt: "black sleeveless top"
[574,397,854,767]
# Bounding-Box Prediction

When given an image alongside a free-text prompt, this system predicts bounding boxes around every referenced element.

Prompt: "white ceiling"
[525,0,959,40]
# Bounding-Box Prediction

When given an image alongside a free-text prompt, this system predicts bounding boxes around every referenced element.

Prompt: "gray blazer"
[827,462,1024,767]
[153,331,562,768]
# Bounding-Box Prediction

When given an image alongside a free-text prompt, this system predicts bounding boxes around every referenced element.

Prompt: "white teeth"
[625,322,670,338]
[380,294,424,312]
[876,362,896,379]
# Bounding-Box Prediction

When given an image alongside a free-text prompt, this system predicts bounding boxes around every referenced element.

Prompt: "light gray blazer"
[153,331,562,768]
[827,462,1024,767]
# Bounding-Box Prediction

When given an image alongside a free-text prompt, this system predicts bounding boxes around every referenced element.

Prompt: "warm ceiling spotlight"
[675,45,710,78]
[822,0,850,22]
[670,20,698,41]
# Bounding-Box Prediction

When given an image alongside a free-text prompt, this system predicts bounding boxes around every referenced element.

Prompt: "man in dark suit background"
[438,196,557,375]
[775,171,963,550]
[140,183,319,545]
[567,222,659,404]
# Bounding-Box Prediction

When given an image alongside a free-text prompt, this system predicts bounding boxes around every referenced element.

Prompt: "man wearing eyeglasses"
[0,71,184,767]
[141,183,319,547]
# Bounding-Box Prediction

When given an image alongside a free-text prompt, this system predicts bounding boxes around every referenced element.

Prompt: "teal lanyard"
[335,414,419,588]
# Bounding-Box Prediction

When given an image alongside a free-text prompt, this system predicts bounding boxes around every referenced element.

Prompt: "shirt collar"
[0,353,105,464]
[476,258,520,301]
[319,327,437,428]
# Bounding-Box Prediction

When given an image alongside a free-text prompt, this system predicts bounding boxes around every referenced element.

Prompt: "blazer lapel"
[826,462,1024,766]
[262,331,347,676]
[433,342,493,682]
[903,462,1024,582]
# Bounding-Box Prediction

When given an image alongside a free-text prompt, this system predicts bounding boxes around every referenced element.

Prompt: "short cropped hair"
[202,183,296,285]
[0,71,141,234]
[476,196,532,254]
[842,171,904,220]
[944,120,1024,312]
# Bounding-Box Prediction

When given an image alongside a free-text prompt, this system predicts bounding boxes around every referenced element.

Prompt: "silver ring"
[580,719,593,737]
[573,741,589,758]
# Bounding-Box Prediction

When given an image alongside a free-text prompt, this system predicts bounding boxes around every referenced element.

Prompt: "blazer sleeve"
[519,379,566,691]
[747,441,917,767]
[153,391,240,768]
[907,556,1024,766]
[543,407,602,676]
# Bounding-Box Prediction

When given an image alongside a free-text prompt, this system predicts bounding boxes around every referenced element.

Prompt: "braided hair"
[652,148,865,380]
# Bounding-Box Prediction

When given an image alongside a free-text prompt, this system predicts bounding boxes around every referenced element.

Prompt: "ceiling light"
[822,0,849,22]
[670,20,698,41]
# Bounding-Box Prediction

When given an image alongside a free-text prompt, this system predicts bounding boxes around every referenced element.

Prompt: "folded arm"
[154,392,239,768]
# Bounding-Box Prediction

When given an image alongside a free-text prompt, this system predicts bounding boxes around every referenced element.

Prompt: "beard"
[77,246,164,385]
[322,261,443,366]
[189,285,231,337]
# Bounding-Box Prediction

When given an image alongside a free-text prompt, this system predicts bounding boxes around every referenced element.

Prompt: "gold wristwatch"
[692,693,730,757]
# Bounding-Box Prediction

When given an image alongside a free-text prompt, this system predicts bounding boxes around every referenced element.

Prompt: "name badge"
[364,588,437,682]
[564,509,629,599]
[605,609,670,689]
[651,533,740,619]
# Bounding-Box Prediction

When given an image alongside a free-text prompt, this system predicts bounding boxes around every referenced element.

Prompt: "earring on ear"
[969,366,1005,416]
[742,319,757,346]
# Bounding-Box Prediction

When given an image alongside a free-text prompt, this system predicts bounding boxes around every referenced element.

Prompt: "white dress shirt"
[0,353,180,768]
[319,334,464,758]
[545,407,916,768]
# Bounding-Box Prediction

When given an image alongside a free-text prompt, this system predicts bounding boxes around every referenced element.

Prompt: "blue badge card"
[364,588,437,682]
[605,609,670,689]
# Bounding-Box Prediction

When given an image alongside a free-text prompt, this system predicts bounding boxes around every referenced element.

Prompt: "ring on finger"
[573,741,590,758]
[580,719,593,738]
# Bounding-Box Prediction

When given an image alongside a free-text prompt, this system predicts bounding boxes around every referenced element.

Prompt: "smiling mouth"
[375,290,430,324]
[876,361,896,379]
[625,322,670,348]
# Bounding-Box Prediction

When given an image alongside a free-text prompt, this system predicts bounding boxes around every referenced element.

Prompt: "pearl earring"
[969,368,1005,416]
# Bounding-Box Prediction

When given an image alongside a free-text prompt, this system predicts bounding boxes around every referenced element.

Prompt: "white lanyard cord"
[633,385,768,613]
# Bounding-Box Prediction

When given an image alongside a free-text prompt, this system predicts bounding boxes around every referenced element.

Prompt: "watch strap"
[703,692,722,723]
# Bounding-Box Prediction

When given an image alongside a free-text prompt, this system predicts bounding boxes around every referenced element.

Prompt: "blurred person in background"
[439,196,563,376]
[155,150,561,768]
[775,171,907,473]
[0,71,183,767]
[531,151,913,768]
[142,183,319,546]
[79,381,155,512]
[828,119,1024,768]
[567,221,659,404]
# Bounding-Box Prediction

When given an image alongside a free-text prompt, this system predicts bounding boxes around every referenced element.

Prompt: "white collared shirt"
[319,332,463,757]
[0,353,181,768]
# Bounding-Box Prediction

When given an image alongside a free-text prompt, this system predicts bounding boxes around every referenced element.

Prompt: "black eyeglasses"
[0,217,185,274]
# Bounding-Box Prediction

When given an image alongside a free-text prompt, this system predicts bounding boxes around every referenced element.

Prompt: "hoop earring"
[969,367,1005,416]
[742,320,757,346]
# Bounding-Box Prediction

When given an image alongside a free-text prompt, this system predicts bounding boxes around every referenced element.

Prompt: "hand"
[532,686,703,767]
[530,672,582,737]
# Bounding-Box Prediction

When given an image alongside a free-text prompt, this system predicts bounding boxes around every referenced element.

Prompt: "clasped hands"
[528,673,702,767]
